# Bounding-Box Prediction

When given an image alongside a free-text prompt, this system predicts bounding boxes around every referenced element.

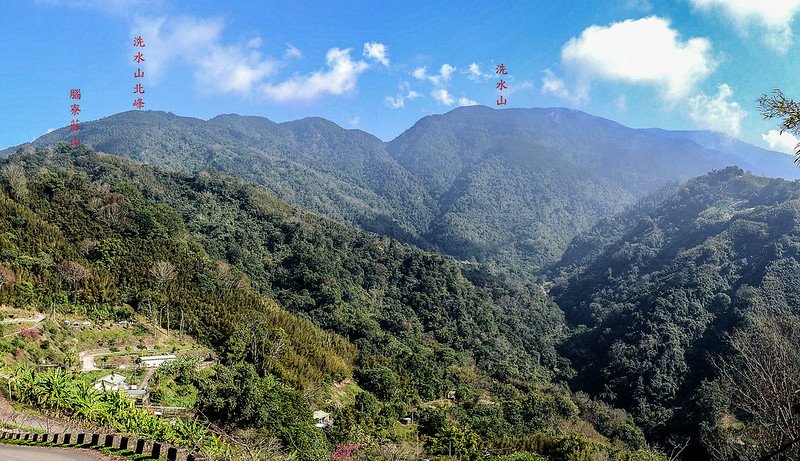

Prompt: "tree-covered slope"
[0,144,664,460]
[386,106,793,273]
[550,167,800,457]
[9,107,795,277]
[11,111,435,246]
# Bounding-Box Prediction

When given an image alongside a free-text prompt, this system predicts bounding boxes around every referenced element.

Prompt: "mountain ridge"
[5,106,798,275]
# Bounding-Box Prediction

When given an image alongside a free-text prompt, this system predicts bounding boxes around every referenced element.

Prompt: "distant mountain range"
[5,106,797,275]
[4,107,800,459]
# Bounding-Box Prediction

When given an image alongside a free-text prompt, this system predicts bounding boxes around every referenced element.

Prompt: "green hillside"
[0,144,661,460]
[11,107,794,276]
[552,167,800,459]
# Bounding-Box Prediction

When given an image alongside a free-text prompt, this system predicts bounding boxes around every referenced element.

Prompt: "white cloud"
[134,16,279,94]
[458,97,478,106]
[541,69,587,106]
[762,129,800,154]
[412,67,428,80]
[385,81,423,109]
[431,88,455,105]
[132,15,380,103]
[439,63,455,80]
[505,80,535,95]
[261,48,368,103]
[198,43,278,94]
[467,63,485,81]
[348,116,360,127]
[687,84,746,136]
[615,95,628,112]
[690,0,800,52]
[561,16,715,101]
[285,43,302,59]
[385,95,405,109]
[411,64,455,86]
[363,42,389,66]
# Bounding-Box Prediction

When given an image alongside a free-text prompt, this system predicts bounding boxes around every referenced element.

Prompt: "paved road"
[0,443,122,460]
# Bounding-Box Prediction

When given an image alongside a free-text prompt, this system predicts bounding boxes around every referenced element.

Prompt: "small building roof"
[139,355,177,361]
[312,410,330,420]
[97,374,127,385]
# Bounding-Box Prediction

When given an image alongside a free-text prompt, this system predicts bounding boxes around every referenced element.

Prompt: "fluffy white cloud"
[762,129,800,154]
[431,88,454,105]
[199,44,279,94]
[285,43,302,59]
[412,64,455,85]
[348,116,360,127]
[688,84,746,135]
[134,16,279,94]
[690,0,800,52]
[385,95,404,109]
[261,48,368,103]
[439,64,455,80]
[561,16,715,100]
[458,97,478,106]
[467,63,484,81]
[363,42,389,66]
[385,82,423,109]
[541,69,587,106]
[132,15,381,103]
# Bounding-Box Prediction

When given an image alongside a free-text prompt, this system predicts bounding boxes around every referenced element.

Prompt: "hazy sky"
[2,0,799,154]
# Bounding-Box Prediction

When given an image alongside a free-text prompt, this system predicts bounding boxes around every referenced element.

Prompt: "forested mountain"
[388,107,746,271]
[643,128,800,181]
[8,111,435,245]
[0,144,662,460]
[551,167,800,459]
[7,107,796,276]
[3,107,800,459]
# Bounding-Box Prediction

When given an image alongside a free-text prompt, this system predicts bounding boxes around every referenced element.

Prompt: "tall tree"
[758,89,800,162]
[710,316,800,460]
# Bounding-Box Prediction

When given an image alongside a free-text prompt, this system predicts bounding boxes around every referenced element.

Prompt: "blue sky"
[2,0,800,154]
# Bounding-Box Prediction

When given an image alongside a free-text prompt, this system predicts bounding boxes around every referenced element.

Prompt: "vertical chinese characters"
[133,35,146,110]
[69,88,81,146]
[496,64,508,106]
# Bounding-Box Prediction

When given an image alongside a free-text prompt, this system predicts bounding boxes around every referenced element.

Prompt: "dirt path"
[0,443,123,460]
[77,349,111,372]
[0,313,46,325]
[139,368,155,391]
